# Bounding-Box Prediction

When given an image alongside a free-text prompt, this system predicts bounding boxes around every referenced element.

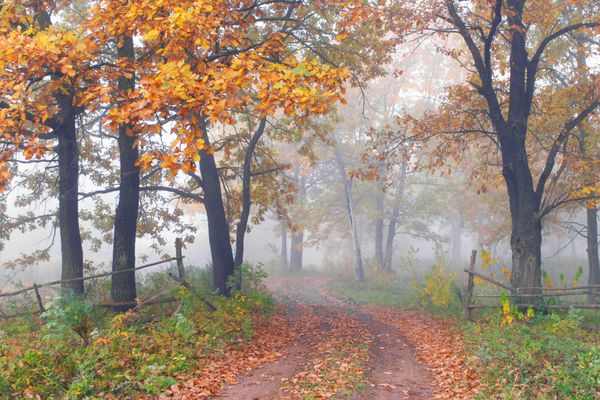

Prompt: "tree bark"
[110,35,139,310]
[198,121,235,296]
[334,149,364,281]
[57,110,84,295]
[586,206,600,302]
[374,180,385,268]
[499,129,542,300]
[383,161,407,271]
[290,228,304,273]
[573,36,599,302]
[280,217,288,270]
[383,207,399,272]
[234,118,267,269]
[35,1,84,295]
[445,0,598,298]
[290,174,306,273]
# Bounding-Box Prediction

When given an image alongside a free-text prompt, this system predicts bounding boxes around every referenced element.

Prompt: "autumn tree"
[88,0,395,295]
[403,0,600,297]
[0,1,108,293]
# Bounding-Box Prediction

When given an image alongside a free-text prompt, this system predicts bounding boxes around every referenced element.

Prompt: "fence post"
[464,250,477,322]
[175,238,185,280]
[33,283,45,313]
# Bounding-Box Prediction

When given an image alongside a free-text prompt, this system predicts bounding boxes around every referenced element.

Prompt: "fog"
[0,36,597,297]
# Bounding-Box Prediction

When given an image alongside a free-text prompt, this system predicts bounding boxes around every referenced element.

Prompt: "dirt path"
[212,276,436,400]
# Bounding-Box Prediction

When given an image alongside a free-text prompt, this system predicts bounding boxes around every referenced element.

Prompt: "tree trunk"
[57,112,84,295]
[37,3,83,295]
[573,43,600,302]
[280,217,288,270]
[499,131,542,300]
[290,228,304,273]
[384,207,399,272]
[334,150,364,281]
[110,35,139,311]
[198,121,235,296]
[234,118,267,269]
[374,181,385,268]
[586,205,600,302]
[383,161,407,271]
[290,175,306,273]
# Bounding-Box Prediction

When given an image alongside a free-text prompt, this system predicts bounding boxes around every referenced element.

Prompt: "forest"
[0,0,598,399]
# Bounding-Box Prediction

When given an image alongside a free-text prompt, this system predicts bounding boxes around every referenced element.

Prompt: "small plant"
[42,292,98,345]
[413,250,461,314]
[229,262,269,293]
[500,291,535,325]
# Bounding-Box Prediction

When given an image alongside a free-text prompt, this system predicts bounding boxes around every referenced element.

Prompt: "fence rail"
[463,249,600,325]
[0,238,216,319]
[0,257,183,298]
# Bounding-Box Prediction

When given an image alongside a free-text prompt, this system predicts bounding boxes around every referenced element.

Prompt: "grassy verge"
[327,273,419,308]
[0,265,275,399]
[466,311,599,399]
[328,271,599,400]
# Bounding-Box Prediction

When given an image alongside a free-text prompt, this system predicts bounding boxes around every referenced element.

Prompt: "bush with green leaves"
[412,254,462,315]
[42,292,102,345]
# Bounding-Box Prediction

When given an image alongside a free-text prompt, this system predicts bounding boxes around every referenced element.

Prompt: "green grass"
[328,274,418,308]
[466,311,599,399]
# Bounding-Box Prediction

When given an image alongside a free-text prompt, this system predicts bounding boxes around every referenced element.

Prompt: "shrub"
[42,292,101,345]
[413,255,462,315]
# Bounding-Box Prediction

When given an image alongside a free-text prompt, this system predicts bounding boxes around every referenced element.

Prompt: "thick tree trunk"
[37,4,83,295]
[290,175,306,273]
[111,36,139,311]
[280,217,288,270]
[586,206,600,302]
[500,131,542,300]
[198,122,235,296]
[374,182,385,268]
[57,113,84,295]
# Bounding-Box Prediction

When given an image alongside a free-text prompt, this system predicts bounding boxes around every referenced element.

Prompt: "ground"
[161,275,478,400]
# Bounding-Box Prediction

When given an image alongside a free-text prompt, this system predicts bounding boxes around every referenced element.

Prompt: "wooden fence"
[0,238,215,319]
[463,250,600,323]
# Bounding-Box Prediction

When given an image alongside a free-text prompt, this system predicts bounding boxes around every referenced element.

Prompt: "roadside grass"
[328,268,600,400]
[328,273,419,308]
[467,310,599,399]
[0,264,275,399]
